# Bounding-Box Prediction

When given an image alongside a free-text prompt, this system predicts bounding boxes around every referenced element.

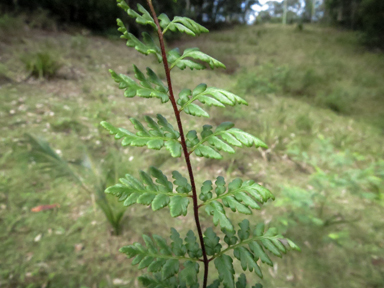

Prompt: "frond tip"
[116,18,162,62]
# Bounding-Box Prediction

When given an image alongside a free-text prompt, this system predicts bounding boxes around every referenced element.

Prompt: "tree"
[325,0,384,48]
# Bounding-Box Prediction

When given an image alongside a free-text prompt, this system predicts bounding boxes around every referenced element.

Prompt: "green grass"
[0,23,384,287]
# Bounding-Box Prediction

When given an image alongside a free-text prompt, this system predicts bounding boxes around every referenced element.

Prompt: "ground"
[0,23,384,287]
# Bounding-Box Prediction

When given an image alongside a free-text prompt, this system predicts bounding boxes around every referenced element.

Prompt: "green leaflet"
[105,166,191,217]
[139,274,175,288]
[185,230,203,258]
[179,261,199,286]
[187,123,267,159]
[203,228,222,256]
[248,241,273,266]
[172,171,192,193]
[169,196,190,217]
[209,220,300,280]
[207,280,221,288]
[139,273,199,288]
[116,18,162,61]
[214,254,235,288]
[109,65,168,103]
[101,114,182,157]
[205,201,234,232]
[233,247,263,278]
[127,4,157,29]
[235,273,263,288]
[199,176,275,228]
[159,14,209,36]
[165,140,182,158]
[236,274,247,288]
[177,84,248,117]
[170,228,187,257]
[120,230,202,283]
[168,47,226,70]
[162,259,179,280]
[116,0,129,12]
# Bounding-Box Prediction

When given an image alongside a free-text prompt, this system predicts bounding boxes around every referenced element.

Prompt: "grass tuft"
[21,51,62,79]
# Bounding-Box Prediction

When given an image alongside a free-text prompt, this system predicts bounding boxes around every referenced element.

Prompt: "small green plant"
[21,50,62,79]
[25,134,126,235]
[316,88,353,114]
[101,1,300,286]
[296,22,304,32]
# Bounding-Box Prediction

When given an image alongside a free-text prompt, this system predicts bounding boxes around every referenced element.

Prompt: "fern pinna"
[101,1,300,287]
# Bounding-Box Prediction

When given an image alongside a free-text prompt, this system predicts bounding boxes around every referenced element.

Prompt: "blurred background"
[0,0,383,287]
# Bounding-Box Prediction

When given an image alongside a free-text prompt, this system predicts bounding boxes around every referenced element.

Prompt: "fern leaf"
[205,201,234,232]
[101,114,182,157]
[178,85,247,117]
[168,47,225,70]
[203,228,222,256]
[212,220,300,279]
[105,167,191,217]
[139,274,175,288]
[159,14,208,36]
[236,274,248,288]
[116,19,162,61]
[127,4,157,29]
[120,230,202,282]
[110,65,168,103]
[234,246,263,278]
[116,0,129,12]
[187,123,267,159]
[207,280,222,288]
[185,230,203,258]
[179,261,200,286]
[214,254,235,288]
[200,177,274,216]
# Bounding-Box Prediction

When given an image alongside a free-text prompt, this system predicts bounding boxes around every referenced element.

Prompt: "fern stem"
[146,1,209,286]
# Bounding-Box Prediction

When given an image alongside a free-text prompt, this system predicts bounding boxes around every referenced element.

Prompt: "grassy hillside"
[0,22,383,288]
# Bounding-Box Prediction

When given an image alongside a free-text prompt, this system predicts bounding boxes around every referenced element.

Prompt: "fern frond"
[116,19,162,61]
[159,14,208,36]
[210,220,300,282]
[110,65,168,103]
[101,114,182,157]
[186,123,267,159]
[127,4,157,29]
[105,167,192,217]
[168,48,225,70]
[200,176,274,232]
[177,84,248,118]
[120,229,202,281]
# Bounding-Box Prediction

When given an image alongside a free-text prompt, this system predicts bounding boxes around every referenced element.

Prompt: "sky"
[252,0,284,12]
